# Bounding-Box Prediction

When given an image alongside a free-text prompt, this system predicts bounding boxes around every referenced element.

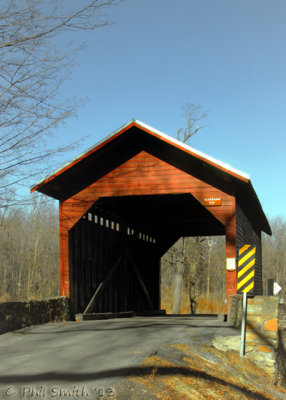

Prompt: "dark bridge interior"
[69,193,224,314]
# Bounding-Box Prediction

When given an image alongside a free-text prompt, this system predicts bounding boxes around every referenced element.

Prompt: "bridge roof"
[31,119,271,235]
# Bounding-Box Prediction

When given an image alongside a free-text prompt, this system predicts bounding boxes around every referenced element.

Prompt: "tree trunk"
[172,260,184,314]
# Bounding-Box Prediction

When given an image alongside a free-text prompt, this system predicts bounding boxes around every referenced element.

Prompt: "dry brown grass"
[161,285,226,315]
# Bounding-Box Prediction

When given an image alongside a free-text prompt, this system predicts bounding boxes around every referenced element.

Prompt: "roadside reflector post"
[267,278,274,295]
[237,245,256,357]
[240,292,247,357]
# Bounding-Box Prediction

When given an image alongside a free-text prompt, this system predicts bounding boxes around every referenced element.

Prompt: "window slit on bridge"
[83,210,157,245]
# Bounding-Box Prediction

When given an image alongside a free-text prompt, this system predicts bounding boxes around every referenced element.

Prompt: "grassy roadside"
[114,338,286,399]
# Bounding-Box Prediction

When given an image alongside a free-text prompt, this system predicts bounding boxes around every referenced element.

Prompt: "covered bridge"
[31,120,271,315]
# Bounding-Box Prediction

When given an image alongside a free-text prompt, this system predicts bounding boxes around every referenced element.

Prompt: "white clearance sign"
[202,197,222,206]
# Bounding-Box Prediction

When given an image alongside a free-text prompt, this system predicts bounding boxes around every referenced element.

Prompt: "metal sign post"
[240,292,247,357]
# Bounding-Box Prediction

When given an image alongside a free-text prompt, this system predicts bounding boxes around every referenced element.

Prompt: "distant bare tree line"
[0,199,59,301]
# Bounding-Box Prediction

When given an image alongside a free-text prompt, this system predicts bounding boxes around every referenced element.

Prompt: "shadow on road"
[0,365,269,400]
[15,319,233,335]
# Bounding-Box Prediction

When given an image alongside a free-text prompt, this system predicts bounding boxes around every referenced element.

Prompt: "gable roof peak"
[31,119,250,193]
[129,119,250,182]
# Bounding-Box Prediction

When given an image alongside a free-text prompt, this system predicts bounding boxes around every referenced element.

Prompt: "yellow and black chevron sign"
[237,245,256,293]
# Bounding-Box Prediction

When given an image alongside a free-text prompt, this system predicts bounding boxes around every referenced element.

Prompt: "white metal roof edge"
[134,119,250,181]
[31,118,250,190]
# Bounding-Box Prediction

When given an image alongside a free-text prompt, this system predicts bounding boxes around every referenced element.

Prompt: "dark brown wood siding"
[69,207,160,314]
[236,202,263,295]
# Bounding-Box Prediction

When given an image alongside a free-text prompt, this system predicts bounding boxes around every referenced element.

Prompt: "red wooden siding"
[59,151,237,298]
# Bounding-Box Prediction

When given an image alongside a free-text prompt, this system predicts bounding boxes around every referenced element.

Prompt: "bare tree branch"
[0,0,121,208]
[177,103,208,144]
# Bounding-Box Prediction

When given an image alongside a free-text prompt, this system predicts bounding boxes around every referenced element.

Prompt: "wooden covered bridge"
[31,120,271,315]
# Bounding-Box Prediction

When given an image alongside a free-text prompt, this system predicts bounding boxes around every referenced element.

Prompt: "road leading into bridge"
[0,316,240,399]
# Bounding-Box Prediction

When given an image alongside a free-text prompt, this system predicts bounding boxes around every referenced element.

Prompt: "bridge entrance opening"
[69,193,224,315]
[160,235,226,315]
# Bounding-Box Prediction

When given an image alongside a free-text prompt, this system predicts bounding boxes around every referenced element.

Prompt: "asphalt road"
[0,316,240,399]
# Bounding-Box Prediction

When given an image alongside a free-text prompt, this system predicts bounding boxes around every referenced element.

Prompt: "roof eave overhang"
[248,181,272,235]
[30,119,250,194]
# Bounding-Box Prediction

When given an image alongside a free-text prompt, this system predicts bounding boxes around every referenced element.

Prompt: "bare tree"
[0,0,120,208]
[177,103,208,143]
[171,103,208,314]
[172,237,185,314]
[262,216,286,298]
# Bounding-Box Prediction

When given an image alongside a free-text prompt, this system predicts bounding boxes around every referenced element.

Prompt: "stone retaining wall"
[277,304,286,387]
[0,297,70,334]
[245,296,278,375]
[229,295,285,386]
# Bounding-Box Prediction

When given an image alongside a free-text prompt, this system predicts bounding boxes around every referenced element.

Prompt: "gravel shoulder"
[114,320,286,400]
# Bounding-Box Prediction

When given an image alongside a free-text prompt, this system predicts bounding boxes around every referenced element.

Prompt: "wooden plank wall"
[69,208,160,314]
[60,150,237,300]
[236,202,263,295]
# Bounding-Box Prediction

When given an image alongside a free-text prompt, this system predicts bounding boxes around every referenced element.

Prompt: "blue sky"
[49,0,286,220]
